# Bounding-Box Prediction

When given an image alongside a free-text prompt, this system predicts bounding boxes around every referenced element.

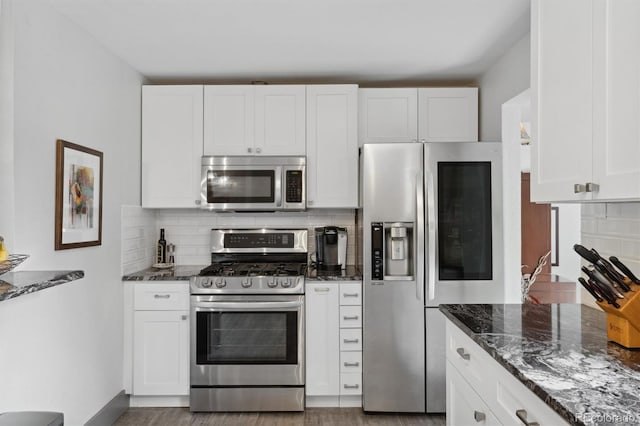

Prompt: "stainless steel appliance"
[190,228,307,412]
[362,142,504,413]
[200,156,305,212]
[314,226,347,271]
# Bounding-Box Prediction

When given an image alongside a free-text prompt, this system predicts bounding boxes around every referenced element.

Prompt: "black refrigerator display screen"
[437,162,493,281]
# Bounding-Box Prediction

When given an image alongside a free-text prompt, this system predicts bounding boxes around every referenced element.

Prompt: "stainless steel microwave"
[200,156,306,212]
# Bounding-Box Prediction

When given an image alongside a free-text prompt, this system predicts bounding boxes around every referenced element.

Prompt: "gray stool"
[0,412,63,426]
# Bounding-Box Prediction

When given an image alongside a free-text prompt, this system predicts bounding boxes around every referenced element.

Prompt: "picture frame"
[55,139,103,250]
[551,206,559,267]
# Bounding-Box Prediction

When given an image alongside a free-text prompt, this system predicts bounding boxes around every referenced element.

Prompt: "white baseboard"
[339,395,362,407]
[130,395,189,407]
[305,395,340,407]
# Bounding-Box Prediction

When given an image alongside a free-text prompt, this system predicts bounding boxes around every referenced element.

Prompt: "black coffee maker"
[315,226,347,271]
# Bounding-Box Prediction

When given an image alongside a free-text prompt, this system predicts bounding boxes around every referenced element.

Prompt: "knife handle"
[582,266,617,303]
[609,256,640,284]
[578,277,603,302]
[588,278,620,308]
[593,262,631,293]
[574,244,600,263]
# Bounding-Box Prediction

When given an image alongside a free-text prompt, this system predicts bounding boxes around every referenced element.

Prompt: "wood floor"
[114,407,446,426]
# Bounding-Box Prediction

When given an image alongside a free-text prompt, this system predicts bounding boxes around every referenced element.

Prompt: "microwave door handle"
[206,170,215,202]
[275,167,283,207]
[426,171,436,301]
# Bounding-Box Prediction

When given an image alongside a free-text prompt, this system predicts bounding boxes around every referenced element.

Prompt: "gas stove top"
[190,228,308,295]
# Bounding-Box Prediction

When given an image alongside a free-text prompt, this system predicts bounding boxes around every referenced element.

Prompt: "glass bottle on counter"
[157,229,167,264]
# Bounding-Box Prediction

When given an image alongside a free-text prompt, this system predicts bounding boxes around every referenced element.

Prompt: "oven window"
[196,311,298,364]
[207,170,275,203]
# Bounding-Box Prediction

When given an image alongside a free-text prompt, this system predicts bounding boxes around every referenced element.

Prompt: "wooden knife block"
[596,280,640,349]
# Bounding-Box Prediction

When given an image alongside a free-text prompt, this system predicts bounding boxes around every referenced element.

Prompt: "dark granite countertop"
[122,265,204,281]
[440,303,640,426]
[305,265,361,281]
[123,265,362,282]
[0,270,84,301]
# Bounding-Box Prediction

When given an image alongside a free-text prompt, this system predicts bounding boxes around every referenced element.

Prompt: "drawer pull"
[456,347,470,361]
[343,384,360,389]
[474,411,486,422]
[343,315,359,320]
[154,294,171,299]
[343,293,359,297]
[344,362,360,367]
[516,409,539,426]
[314,287,331,293]
[181,315,187,320]
[343,338,360,344]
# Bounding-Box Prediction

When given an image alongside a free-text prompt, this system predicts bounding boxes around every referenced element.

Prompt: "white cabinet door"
[418,88,478,142]
[133,310,189,396]
[446,361,500,426]
[255,85,306,155]
[203,85,254,155]
[358,88,418,144]
[530,0,594,202]
[592,0,640,200]
[306,85,358,208]
[141,85,203,208]
[305,283,340,396]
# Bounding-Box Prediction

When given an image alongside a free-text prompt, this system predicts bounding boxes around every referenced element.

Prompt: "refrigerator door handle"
[416,172,425,302]
[426,171,436,301]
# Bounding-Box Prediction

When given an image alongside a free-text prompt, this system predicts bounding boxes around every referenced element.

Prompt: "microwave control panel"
[286,170,303,203]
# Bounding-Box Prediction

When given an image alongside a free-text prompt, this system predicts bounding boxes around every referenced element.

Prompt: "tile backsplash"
[581,202,640,303]
[122,206,357,270]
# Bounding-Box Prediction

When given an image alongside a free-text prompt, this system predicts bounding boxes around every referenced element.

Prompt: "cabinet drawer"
[340,351,362,373]
[445,321,495,399]
[339,306,362,328]
[339,329,362,351]
[446,360,500,426]
[339,283,362,306]
[340,372,362,395]
[134,283,189,310]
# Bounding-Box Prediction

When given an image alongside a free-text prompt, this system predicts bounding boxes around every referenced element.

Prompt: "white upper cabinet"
[359,88,418,144]
[141,85,203,208]
[306,85,359,208]
[531,0,640,202]
[204,85,305,156]
[418,88,478,142]
[358,88,478,145]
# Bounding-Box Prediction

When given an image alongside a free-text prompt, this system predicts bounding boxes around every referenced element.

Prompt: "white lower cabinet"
[125,282,190,406]
[445,320,568,425]
[306,281,362,407]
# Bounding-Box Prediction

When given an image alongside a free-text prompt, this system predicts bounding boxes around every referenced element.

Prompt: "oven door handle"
[194,300,303,311]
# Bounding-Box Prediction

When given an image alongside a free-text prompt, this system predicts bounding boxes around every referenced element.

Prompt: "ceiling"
[50,0,531,84]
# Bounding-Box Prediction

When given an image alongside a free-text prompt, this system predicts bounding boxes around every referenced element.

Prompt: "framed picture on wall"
[55,139,103,250]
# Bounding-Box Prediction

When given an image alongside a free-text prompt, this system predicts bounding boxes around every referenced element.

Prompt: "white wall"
[0,0,15,244]
[0,1,143,424]
[479,33,531,141]
[581,203,640,307]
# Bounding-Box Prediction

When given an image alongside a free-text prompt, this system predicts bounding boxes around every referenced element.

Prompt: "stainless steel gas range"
[189,228,307,412]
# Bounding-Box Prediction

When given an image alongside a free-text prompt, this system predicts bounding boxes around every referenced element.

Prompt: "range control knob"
[267,278,278,288]
[241,278,252,288]
[281,278,292,288]
[214,278,226,288]
[201,278,213,288]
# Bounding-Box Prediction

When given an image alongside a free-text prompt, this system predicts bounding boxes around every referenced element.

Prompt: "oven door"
[201,165,282,211]
[190,295,304,386]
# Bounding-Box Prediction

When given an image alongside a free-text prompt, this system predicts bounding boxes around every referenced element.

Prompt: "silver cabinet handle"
[574,183,586,193]
[343,315,359,320]
[343,384,360,389]
[247,147,252,153]
[419,139,426,143]
[195,199,201,205]
[181,315,187,320]
[154,294,171,299]
[516,409,539,426]
[474,411,486,422]
[456,347,470,361]
[586,182,599,193]
[314,287,331,293]
[343,293,359,297]
[343,338,360,344]
[343,362,360,367]
[256,147,262,154]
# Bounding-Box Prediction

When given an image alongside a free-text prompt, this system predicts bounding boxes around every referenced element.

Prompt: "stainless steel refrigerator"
[361,142,504,413]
